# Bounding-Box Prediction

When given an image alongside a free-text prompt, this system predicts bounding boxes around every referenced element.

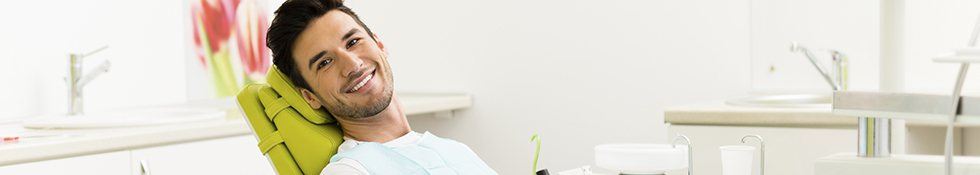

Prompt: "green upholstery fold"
[258,131,284,154]
[263,96,290,120]
[238,66,345,175]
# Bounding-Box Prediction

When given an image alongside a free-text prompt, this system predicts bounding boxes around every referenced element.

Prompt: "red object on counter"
[2,136,19,143]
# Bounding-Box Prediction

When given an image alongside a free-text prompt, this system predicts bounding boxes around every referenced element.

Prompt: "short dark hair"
[266,0,376,90]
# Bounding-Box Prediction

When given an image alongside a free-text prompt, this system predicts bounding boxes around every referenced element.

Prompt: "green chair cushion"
[238,66,344,175]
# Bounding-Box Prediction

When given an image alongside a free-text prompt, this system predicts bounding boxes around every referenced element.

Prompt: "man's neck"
[338,95,411,143]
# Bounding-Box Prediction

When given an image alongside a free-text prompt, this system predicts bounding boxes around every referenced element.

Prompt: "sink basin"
[725,94,831,108]
[21,108,226,129]
[595,143,688,174]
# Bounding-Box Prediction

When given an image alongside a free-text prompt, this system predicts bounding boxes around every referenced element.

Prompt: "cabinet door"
[0,151,131,175]
[130,135,274,175]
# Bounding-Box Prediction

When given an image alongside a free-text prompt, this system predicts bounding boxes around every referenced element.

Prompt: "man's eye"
[317,59,333,69]
[346,38,359,49]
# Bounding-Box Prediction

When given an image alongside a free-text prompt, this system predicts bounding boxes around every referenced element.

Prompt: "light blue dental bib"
[328,132,497,175]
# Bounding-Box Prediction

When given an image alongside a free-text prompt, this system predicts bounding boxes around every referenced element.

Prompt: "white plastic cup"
[719,145,756,175]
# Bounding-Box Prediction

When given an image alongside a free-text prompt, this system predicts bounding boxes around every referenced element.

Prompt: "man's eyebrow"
[342,28,360,41]
[307,51,327,70]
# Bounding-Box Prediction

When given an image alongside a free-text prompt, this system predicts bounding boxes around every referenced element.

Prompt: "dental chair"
[237,66,344,175]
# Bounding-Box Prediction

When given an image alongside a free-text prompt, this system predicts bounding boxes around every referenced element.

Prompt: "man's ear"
[373,34,386,52]
[299,88,323,109]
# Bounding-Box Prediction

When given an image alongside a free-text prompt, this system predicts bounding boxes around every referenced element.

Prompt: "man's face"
[292,10,394,119]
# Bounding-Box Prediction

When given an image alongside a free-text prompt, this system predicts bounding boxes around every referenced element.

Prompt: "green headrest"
[266,66,335,124]
[238,82,344,175]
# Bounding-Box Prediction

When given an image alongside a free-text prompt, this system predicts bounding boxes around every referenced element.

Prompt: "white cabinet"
[0,151,131,175]
[0,135,273,175]
[130,135,274,175]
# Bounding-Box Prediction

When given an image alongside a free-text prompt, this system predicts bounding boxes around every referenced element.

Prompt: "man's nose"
[336,51,364,78]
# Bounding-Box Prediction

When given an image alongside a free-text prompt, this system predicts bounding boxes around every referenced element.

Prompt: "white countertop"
[664,101,856,128]
[0,92,472,166]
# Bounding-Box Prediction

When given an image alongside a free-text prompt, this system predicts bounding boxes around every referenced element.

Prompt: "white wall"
[901,0,980,92]
[0,0,188,119]
[348,0,752,173]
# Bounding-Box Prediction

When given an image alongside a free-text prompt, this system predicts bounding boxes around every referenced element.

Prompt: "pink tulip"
[191,0,241,66]
[235,0,271,77]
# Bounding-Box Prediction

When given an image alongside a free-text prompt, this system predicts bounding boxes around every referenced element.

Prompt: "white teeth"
[351,73,373,92]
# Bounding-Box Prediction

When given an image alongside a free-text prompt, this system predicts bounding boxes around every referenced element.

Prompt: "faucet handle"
[77,45,109,59]
[827,50,845,59]
[70,45,109,62]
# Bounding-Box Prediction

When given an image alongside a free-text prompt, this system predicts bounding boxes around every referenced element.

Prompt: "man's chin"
[330,91,393,119]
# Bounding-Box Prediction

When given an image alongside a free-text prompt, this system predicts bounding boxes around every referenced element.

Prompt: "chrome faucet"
[67,46,110,115]
[791,43,891,158]
[792,43,891,157]
[789,42,848,91]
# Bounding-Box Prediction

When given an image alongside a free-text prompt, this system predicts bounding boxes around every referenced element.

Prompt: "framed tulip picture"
[187,0,280,97]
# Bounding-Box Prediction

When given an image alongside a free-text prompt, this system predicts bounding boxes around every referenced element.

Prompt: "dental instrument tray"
[832,91,980,125]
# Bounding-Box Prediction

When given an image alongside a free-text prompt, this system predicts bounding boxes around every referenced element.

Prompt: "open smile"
[344,68,376,93]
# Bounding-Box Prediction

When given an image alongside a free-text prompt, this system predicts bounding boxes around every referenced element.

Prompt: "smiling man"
[265,0,497,174]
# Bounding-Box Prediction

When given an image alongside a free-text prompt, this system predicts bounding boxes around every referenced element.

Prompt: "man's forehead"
[297,11,358,47]
[311,10,359,36]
